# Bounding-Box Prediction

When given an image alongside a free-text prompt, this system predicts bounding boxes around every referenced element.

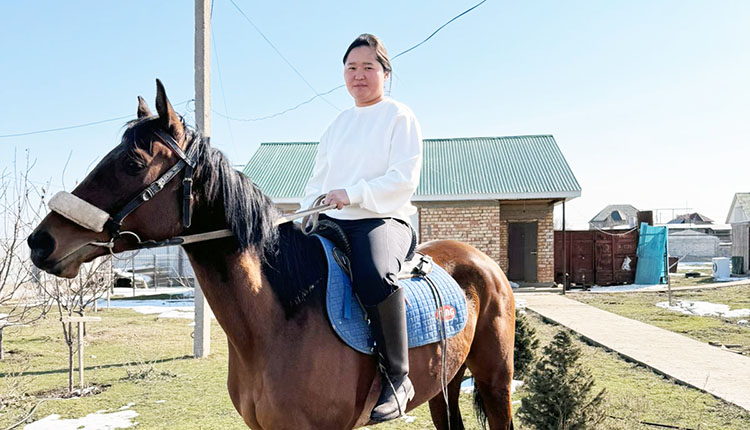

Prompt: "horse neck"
[183,245,283,353]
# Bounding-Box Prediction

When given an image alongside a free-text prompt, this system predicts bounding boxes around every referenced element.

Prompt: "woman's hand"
[323,189,350,210]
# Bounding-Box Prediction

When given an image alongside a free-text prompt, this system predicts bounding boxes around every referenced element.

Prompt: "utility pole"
[194,0,211,358]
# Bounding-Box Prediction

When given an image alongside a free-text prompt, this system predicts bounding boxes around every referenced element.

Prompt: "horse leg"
[428,364,467,430]
[466,317,515,429]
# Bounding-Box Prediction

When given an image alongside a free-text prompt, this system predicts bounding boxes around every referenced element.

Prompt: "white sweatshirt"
[301,97,423,223]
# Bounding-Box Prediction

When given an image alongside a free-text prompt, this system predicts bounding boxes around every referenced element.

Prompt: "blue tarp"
[635,223,668,284]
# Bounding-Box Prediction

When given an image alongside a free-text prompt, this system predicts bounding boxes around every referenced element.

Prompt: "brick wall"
[417,200,501,263]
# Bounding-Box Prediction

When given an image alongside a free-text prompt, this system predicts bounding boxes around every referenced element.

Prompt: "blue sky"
[1,0,748,228]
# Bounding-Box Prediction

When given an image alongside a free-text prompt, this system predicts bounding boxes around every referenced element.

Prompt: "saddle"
[309,218,467,355]
[312,217,432,280]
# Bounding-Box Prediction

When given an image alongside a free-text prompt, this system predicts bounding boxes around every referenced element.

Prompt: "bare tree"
[39,257,112,393]
[0,150,51,360]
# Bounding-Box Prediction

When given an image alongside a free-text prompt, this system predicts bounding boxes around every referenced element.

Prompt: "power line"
[227,0,341,113]
[215,0,488,121]
[0,114,134,138]
[1,1,487,135]
[213,85,344,122]
[212,27,236,148]
[392,0,487,60]
[0,100,193,140]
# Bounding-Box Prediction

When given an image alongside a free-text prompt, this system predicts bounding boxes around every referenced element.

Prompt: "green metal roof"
[242,135,581,202]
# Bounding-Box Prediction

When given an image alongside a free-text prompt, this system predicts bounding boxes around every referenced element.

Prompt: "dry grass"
[1,305,748,429]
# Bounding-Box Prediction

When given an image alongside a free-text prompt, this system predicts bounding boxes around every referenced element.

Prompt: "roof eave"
[412,190,581,201]
[268,191,581,204]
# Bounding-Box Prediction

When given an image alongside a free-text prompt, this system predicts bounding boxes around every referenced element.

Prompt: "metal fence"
[112,246,196,289]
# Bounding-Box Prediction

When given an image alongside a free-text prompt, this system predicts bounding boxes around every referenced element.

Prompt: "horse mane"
[123,118,327,319]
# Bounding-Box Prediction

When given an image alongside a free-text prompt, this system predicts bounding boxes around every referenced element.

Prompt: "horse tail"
[473,385,488,430]
[472,386,515,429]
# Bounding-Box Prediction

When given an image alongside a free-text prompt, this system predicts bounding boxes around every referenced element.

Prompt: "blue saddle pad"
[316,235,467,355]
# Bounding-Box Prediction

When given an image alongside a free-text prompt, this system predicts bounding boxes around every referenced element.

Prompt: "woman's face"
[344,45,388,107]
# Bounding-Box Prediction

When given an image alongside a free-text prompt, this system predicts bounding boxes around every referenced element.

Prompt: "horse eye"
[124,159,145,175]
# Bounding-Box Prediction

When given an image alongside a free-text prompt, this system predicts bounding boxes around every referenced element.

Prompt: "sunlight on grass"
[1,305,749,429]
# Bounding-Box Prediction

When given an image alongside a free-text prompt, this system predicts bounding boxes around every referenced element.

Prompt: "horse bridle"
[108,129,197,234]
[48,129,206,251]
[47,129,336,252]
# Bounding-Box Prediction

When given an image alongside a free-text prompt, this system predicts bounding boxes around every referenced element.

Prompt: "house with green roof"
[242,135,581,285]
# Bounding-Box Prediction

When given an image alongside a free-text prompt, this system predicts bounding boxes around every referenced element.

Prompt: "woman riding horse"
[303,34,422,422]
[28,75,515,430]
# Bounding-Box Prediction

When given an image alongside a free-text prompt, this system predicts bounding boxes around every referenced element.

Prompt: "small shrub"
[518,330,606,430]
[123,362,176,383]
[514,309,539,378]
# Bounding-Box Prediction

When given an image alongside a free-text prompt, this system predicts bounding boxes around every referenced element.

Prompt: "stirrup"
[371,374,415,422]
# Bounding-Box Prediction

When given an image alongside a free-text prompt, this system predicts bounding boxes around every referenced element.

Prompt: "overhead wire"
[0,100,193,139]
[212,27,236,148]
[215,0,488,121]
[213,85,344,122]
[227,0,341,112]
[1,0,488,134]
[392,0,487,60]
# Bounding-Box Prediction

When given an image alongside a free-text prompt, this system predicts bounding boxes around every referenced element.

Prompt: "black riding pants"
[323,215,413,307]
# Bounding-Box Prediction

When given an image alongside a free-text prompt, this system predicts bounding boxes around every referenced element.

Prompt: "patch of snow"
[401,414,416,423]
[156,310,195,319]
[155,400,166,404]
[125,304,215,320]
[130,305,193,315]
[588,284,663,293]
[119,403,135,410]
[24,410,138,430]
[656,300,750,318]
[460,378,524,394]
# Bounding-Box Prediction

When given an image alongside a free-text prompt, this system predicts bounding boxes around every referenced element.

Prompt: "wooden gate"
[554,230,638,286]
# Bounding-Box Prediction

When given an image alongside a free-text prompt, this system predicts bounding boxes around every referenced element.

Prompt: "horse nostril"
[28,230,56,262]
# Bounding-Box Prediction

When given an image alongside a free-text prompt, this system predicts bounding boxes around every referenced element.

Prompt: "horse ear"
[137,96,152,118]
[154,79,185,143]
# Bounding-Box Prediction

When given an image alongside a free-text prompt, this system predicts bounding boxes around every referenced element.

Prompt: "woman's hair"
[342,34,392,74]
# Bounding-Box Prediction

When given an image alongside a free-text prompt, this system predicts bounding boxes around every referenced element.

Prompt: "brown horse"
[28,81,515,430]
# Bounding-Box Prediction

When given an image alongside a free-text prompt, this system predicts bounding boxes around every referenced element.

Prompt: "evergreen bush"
[518,329,606,430]
[514,309,539,378]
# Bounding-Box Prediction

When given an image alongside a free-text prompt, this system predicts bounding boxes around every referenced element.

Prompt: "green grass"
[1,306,749,429]
[568,284,750,353]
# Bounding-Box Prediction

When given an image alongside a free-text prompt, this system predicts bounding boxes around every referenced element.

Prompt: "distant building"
[667,229,723,262]
[589,204,639,230]
[726,193,750,274]
[243,135,582,286]
[667,212,714,224]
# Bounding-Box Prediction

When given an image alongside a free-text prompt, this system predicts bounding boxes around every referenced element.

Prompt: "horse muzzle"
[28,229,56,267]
